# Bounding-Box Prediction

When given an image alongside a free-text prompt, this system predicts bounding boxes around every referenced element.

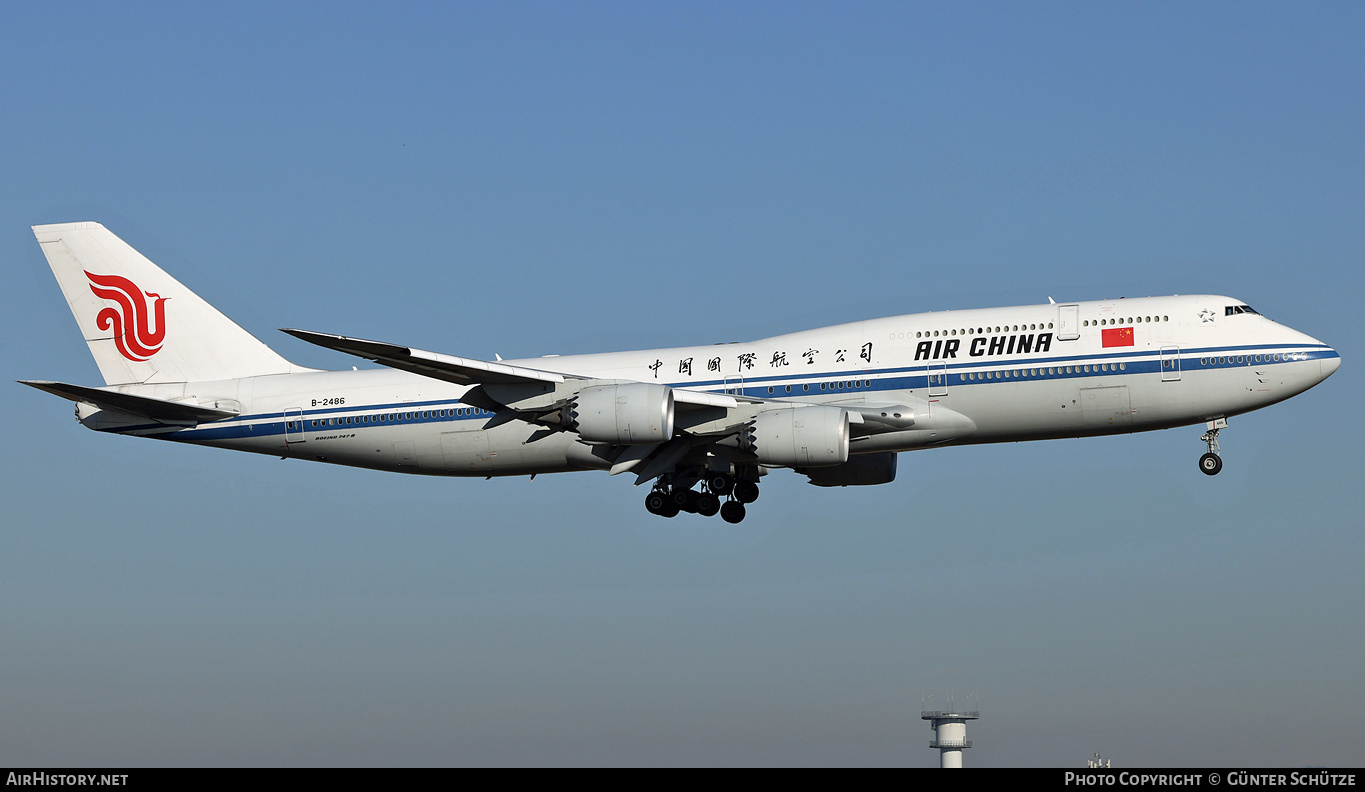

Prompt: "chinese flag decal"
[1102,327,1135,347]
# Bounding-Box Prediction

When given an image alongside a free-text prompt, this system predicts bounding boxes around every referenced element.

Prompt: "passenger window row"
[916,322,1053,339]
[766,380,873,395]
[960,362,1127,381]
[305,406,484,428]
[1200,353,1285,365]
[1084,315,1167,327]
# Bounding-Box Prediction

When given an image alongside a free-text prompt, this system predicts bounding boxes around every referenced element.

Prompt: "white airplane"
[23,222,1341,523]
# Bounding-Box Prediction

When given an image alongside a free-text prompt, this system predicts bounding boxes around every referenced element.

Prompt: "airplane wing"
[281,328,743,410]
[281,329,833,485]
[281,329,574,386]
[19,380,239,425]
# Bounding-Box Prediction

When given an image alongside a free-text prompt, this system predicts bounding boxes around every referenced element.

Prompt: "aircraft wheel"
[696,492,720,517]
[660,500,680,518]
[720,501,746,524]
[733,479,759,504]
[1199,452,1223,476]
[705,473,734,496]
[645,491,669,515]
[680,490,701,514]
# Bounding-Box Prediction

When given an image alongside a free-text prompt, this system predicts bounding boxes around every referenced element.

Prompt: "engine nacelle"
[567,383,675,445]
[747,406,850,467]
[800,452,898,487]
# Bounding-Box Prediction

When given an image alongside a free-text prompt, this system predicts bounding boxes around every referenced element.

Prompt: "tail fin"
[33,222,297,385]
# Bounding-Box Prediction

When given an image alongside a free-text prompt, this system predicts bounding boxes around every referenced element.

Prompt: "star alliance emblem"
[1199,309,1215,323]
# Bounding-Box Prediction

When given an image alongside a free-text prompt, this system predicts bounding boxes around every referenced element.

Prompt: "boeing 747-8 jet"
[23,222,1340,522]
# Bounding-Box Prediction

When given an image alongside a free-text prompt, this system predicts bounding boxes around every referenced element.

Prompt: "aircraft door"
[283,408,306,444]
[926,363,948,396]
[1057,304,1081,341]
[1160,346,1182,382]
[724,375,744,396]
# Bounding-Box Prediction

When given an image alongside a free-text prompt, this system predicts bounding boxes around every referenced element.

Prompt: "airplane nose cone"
[1321,350,1341,380]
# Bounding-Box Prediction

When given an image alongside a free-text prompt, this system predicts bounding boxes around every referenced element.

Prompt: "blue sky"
[1,2,1361,766]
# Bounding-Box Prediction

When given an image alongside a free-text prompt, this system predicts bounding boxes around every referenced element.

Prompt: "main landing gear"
[645,471,759,523]
[1199,418,1226,476]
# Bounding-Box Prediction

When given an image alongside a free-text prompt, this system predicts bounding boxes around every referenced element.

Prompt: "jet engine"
[566,383,675,445]
[800,452,898,486]
[744,406,850,467]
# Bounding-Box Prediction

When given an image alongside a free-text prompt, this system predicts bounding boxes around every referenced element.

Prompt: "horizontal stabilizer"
[19,380,238,425]
[282,329,579,387]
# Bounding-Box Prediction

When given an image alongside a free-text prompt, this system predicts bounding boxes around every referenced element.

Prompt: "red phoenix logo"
[85,271,169,361]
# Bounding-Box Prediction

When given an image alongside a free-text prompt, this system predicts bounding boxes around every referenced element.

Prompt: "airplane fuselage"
[31,222,1340,521]
[81,294,1338,478]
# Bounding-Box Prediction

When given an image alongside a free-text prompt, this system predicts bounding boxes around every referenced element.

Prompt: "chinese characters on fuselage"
[650,344,879,378]
[648,335,1050,378]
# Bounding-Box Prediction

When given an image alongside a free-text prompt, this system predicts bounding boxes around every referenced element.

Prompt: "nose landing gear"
[1199,418,1226,476]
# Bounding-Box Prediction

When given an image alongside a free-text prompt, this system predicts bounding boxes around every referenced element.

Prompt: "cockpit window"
[1225,305,1260,316]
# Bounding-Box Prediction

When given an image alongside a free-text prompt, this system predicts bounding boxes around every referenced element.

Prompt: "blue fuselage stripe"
[103,343,1336,440]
